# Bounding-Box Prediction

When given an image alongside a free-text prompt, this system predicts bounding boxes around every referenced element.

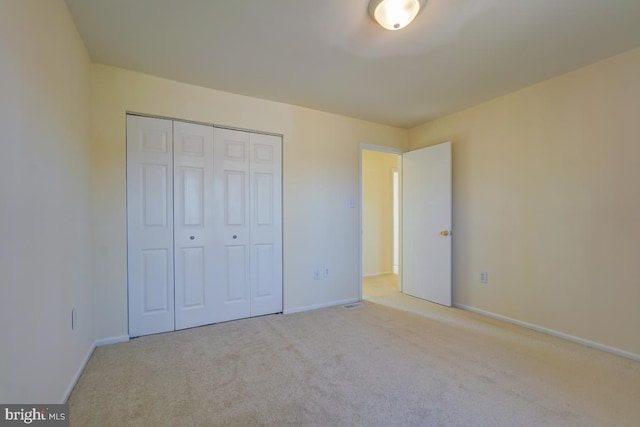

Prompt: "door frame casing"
[358,143,404,301]
[391,167,400,278]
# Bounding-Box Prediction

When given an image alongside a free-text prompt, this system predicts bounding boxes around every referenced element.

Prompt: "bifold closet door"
[249,132,283,317]
[128,116,283,336]
[127,115,175,337]
[173,121,216,330]
[212,128,252,322]
[212,128,283,322]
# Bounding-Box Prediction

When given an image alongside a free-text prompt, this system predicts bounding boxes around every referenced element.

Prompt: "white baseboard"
[95,335,130,347]
[60,341,95,403]
[60,334,130,403]
[363,272,393,278]
[284,298,360,315]
[454,303,640,362]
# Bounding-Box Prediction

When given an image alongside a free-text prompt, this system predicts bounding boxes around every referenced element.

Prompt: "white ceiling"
[65,0,640,128]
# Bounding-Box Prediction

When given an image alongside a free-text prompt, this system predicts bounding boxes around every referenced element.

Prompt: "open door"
[402,142,452,306]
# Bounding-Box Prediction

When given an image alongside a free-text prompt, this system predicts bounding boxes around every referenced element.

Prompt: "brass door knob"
[440,230,450,237]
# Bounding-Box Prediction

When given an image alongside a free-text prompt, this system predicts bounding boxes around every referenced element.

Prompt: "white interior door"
[173,121,216,330]
[212,128,252,322]
[127,115,175,336]
[402,142,452,306]
[249,133,283,317]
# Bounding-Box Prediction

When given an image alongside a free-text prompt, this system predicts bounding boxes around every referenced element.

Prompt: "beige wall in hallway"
[409,48,640,356]
[362,151,399,276]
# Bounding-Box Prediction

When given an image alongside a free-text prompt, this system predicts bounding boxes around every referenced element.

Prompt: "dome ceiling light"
[368,0,427,31]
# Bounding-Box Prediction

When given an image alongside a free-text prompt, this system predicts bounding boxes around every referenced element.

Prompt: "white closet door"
[173,121,216,330]
[127,115,175,337]
[212,128,251,322]
[249,133,283,316]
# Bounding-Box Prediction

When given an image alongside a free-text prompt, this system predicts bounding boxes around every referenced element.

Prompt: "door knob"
[232,235,237,239]
[440,230,450,237]
[190,236,195,240]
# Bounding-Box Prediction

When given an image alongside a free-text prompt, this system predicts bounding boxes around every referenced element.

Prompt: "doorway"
[360,145,402,300]
[359,141,452,307]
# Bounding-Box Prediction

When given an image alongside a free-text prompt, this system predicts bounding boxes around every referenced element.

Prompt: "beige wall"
[0,0,94,402]
[409,48,640,356]
[90,64,409,339]
[362,151,399,276]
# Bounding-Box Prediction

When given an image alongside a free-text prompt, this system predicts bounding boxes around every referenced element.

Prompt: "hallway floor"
[362,273,399,299]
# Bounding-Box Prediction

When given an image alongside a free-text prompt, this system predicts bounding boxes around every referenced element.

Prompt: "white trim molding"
[283,298,360,315]
[61,335,131,403]
[60,342,95,403]
[363,272,393,278]
[454,303,640,362]
[359,143,404,155]
[95,335,130,347]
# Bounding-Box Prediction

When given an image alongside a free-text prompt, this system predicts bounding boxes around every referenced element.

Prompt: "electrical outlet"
[313,269,321,280]
[480,272,488,283]
[323,267,329,278]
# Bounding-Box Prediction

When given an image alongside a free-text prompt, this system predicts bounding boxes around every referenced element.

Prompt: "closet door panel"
[180,247,205,307]
[174,121,216,330]
[255,244,275,297]
[225,171,246,225]
[127,115,175,337]
[213,128,251,322]
[250,133,283,316]
[225,245,247,301]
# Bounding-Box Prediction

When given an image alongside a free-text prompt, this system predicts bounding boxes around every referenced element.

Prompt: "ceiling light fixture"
[368,0,426,31]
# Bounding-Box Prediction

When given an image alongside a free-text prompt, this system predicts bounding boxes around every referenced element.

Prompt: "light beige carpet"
[362,273,399,299]
[68,297,640,426]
